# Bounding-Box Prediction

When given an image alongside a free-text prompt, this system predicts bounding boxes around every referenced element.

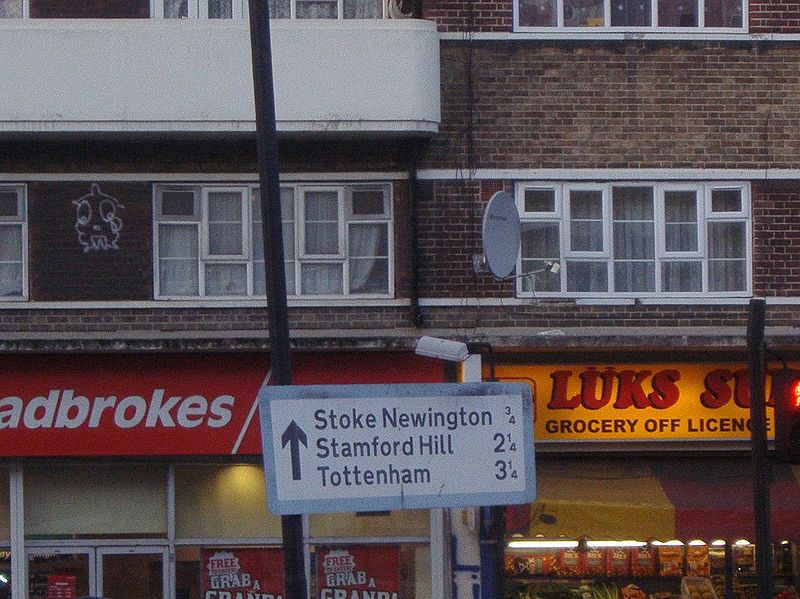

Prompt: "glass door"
[97,547,168,599]
[27,547,95,598]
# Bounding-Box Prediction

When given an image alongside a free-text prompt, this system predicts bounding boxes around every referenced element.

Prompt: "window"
[516,0,744,29]
[156,0,246,18]
[153,0,385,18]
[0,185,26,300]
[517,182,750,298]
[0,0,22,17]
[155,183,392,299]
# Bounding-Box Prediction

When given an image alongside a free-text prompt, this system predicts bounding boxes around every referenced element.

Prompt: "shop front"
[496,358,800,599]
[0,351,445,599]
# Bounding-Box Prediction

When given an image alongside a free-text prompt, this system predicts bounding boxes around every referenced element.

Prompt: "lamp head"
[414,336,469,362]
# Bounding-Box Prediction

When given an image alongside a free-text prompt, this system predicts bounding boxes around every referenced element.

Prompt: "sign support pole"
[247,3,307,599]
[747,297,773,599]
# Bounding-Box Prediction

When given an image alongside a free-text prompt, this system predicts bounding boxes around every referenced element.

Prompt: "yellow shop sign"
[496,362,789,442]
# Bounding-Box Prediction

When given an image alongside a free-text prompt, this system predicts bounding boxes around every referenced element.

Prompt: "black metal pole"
[747,298,773,599]
[247,3,307,599]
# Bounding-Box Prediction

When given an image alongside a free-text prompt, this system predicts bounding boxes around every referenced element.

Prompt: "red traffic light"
[771,369,800,463]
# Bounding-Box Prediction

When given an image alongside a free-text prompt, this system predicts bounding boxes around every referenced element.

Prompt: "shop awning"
[506,457,800,543]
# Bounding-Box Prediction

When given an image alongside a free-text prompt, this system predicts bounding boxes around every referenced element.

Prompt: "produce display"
[506,544,796,599]
[680,576,717,599]
[507,581,680,599]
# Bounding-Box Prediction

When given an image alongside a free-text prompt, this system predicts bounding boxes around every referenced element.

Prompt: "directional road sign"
[258,382,535,515]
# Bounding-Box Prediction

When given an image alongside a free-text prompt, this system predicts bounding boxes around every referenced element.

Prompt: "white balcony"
[0,18,440,136]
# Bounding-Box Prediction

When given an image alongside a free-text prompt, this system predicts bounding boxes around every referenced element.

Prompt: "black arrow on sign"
[281,420,308,481]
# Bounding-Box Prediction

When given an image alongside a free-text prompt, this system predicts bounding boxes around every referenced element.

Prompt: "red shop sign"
[202,548,284,599]
[0,352,443,457]
[316,546,400,599]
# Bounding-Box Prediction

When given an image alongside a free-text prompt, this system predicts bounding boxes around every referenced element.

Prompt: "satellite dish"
[481,191,521,278]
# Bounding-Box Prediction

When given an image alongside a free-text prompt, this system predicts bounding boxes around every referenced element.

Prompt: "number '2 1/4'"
[494,433,517,453]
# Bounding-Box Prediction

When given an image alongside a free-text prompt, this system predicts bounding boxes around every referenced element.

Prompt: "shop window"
[177,545,284,599]
[174,464,282,539]
[154,183,393,300]
[0,185,26,300]
[0,469,8,542]
[311,544,430,599]
[0,469,8,599]
[28,552,91,599]
[505,540,796,599]
[0,550,8,599]
[516,0,744,29]
[23,464,167,538]
[152,0,386,18]
[516,182,750,299]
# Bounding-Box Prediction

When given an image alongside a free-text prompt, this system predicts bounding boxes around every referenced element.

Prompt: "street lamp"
[414,336,504,599]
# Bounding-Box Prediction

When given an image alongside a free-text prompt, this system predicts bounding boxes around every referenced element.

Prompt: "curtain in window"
[0,226,21,296]
[344,0,382,18]
[566,260,607,292]
[612,187,655,292]
[658,0,698,25]
[304,191,339,255]
[708,222,746,291]
[251,188,295,295]
[159,225,198,295]
[518,0,557,26]
[301,263,343,294]
[164,0,188,17]
[207,191,243,256]
[205,264,247,295]
[664,191,698,252]
[348,223,387,293]
[611,0,650,25]
[569,191,603,252]
[209,0,232,17]
[269,0,291,17]
[0,0,22,17]
[662,261,702,292]
[521,222,560,293]
[296,0,337,18]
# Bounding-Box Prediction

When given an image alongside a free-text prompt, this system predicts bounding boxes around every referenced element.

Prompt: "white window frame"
[659,184,703,258]
[565,184,609,258]
[515,180,751,299]
[513,0,747,32]
[154,182,394,300]
[299,186,345,260]
[0,184,28,302]
[150,0,389,18]
[151,0,247,18]
[201,187,249,261]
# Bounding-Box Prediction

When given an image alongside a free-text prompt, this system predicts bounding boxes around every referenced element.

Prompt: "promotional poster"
[316,546,400,599]
[201,548,284,599]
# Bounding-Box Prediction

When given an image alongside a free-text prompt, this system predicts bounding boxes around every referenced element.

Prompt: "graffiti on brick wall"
[72,183,125,252]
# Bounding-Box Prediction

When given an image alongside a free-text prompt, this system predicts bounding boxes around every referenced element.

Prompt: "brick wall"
[744,0,800,32]
[423,0,513,32]
[0,306,414,335]
[416,180,512,298]
[0,139,410,174]
[426,41,800,171]
[28,182,153,301]
[752,180,800,297]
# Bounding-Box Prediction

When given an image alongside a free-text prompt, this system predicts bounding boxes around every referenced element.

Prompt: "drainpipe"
[408,139,424,328]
